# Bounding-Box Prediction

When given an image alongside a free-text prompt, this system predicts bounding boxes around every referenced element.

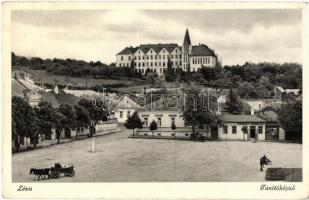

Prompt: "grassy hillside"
[13,67,155,93]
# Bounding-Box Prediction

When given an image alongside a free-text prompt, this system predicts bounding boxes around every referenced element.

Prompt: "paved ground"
[12,128,302,182]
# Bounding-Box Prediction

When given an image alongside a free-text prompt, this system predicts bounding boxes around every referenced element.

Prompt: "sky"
[11,9,302,65]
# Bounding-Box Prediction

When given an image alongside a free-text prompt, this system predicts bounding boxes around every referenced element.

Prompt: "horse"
[30,168,50,180]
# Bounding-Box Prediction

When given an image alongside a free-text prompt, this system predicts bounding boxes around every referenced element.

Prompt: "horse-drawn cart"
[49,163,75,179]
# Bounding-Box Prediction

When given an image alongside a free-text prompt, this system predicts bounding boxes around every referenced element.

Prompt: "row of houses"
[111,95,286,141]
[12,72,120,150]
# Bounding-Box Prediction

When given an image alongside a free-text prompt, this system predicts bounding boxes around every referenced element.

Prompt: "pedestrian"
[260,155,270,171]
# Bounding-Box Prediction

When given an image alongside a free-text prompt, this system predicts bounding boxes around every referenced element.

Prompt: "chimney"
[250,107,255,115]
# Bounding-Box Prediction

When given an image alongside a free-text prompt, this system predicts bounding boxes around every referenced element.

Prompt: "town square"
[9,8,303,184]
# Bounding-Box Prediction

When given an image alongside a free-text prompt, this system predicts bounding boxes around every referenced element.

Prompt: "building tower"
[182,29,192,71]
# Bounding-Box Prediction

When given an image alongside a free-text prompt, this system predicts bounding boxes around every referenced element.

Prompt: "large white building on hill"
[115,29,218,76]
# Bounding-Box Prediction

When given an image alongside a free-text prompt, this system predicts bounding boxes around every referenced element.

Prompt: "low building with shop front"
[217,114,266,141]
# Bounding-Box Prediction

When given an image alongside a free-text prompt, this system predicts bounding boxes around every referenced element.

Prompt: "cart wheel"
[69,170,75,177]
[50,171,56,178]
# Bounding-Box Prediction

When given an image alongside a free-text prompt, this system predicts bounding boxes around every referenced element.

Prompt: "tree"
[171,121,176,137]
[278,100,302,142]
[12,96,40,152]
[130,59,135,69]
[34,102,56,140]
[54,111,66,144]
[255,84,270,98]
[149,120,158,137]
[58,104,76,138]
[74,105,90,139]
[192,72,206,83]
[237,81,255,98]
[78,98,108,137]
[11,52,16,66]
[181,87,220,135]
[165,58,175,82]
[226,89,244,114]
[124,111,143,137]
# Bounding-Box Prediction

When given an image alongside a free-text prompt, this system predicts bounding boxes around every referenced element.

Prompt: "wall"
[138,110,185,128]
[114,108,136,123]
[50,119,118,139]
[218,123,266,141]
[137,127,207,137]
[190,56,216,72]
[116,54,132,67]
[279,127,285,141]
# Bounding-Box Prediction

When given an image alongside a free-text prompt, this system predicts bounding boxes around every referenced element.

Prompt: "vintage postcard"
[2,1,309,199]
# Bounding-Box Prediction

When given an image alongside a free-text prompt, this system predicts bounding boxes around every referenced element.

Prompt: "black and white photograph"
[2,2,308,199]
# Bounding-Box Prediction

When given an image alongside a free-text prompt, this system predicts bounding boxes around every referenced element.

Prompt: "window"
[120,111,123,118]
[160,68,162,73]
[121,56,123,61]
[258,126,263,134]
[171,55,174,59]
[159,55,161,59]
[150,55,153,59]
[157,118,162,126]
[232,126,237,134]
[223,126,228,134]
[138,56,141,60]
[180,55,182,59]
[142,62,145,66]
[155,55,157,59]
[146,55,149,60]
[163,62,166,67]
[127,111,131,118]
[163,50,165,53]
[155,62,157,66]
[142,56,145,59]
[138,63,141,67]
[119,63,122,67]
[144,118,148,126]
[128,56,131,60]
[180,61,182,65]
[150,50,152,53]
[163,55,165,59]
[134,56,136,60]
[175,55,178,59]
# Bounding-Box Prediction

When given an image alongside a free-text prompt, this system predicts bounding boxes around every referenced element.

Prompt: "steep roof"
[117,43,180,55]
[140,43,179,54]
[258,109,278,122]
[183,29,191,46]
[41,89,79,108]
[116,47,138,55]
[220,114,266,123]
[191,45,216,57]
[115,95,139,110]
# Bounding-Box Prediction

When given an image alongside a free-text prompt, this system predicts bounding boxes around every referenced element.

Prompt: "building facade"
[218,115,266,141]
[115,29,217,76]
[112,95,140,123]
